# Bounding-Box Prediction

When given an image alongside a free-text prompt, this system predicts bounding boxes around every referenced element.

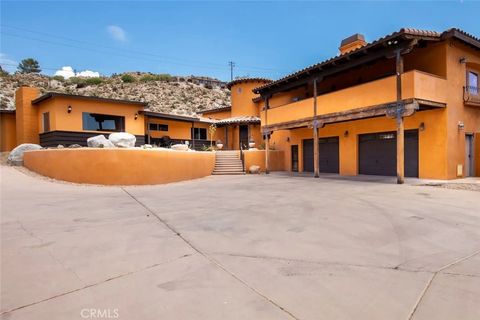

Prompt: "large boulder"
[171,144,189,151]
[7,143,42,166]
[108,132,136,148]
[87,135,115,148]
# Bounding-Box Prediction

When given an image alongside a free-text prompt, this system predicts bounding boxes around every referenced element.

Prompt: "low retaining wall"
[23,148,215,185]
[243,150,285,173]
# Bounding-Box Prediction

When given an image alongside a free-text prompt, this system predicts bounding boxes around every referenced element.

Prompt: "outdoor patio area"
[1,166,479,320]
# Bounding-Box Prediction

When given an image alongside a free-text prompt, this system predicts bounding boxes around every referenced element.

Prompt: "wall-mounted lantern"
[458,121,465,131]
[344,130,349,137]
[286,137,290,142]
[134,113,139,120]
[67,105,72,113]
[419,122,425,131]
[459,57,467,64]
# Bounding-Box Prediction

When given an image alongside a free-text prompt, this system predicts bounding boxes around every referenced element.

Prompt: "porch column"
[264,97,270,174]
[225,126,228,149]
[313,78,320,178]
[146,116,151,145]
[396,50,405,184]
[191,121,195,150]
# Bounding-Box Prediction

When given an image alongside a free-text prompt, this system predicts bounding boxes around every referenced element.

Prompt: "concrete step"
[212,171,245,175]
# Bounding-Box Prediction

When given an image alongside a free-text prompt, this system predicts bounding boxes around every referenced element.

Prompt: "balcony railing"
[464,86,480,106]
[261,70,448,126]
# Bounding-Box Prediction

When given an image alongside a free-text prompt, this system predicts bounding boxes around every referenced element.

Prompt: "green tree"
[17,58,41,74]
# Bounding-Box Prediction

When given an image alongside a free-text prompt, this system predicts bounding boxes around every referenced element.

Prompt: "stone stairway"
[212,151,245,175]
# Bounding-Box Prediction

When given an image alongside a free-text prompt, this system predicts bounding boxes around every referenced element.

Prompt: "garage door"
[302,137,339,173]
[358,130,418,177]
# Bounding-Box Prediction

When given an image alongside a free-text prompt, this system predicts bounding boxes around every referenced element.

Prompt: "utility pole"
[228,61,235,81]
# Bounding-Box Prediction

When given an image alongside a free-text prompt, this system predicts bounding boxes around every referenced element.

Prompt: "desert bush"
[51,75,65,82]
[121,74,136,83]
[85,77,103,85]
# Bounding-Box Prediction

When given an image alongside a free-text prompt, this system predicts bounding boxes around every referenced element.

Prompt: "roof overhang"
[31,92,148,106]
[140,110,199,122]
[197,106,231,114]
[254,28,480,96]
[215,116,261,126]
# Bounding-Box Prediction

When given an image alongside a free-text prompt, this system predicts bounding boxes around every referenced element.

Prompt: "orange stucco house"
[250,28,480,180]
[1,27,479,180]
[0,87,218,151]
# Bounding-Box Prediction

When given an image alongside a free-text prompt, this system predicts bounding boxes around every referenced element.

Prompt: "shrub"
[139,73,172,82]
[85,77,103,85]
[51,75,65,82]
[68,77,87,88]
[121,74,136,83]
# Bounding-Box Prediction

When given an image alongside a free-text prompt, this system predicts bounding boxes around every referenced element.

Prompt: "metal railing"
[463,86,480,105]
[240,145,245,172]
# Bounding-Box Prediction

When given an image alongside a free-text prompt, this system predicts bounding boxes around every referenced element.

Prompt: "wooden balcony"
[464,86,480,106]
[261,70,448,127]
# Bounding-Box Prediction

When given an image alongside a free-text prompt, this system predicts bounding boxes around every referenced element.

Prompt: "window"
[82,113,125,132]
[192,127,207,140]
[468,71,478,95]
[42,112,50,132]
[149,123,168,131]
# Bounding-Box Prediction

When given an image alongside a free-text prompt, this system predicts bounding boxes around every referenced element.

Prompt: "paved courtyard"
[1,166,479,320]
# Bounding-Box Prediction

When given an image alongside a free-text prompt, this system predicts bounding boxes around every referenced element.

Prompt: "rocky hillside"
[0,72,230,116]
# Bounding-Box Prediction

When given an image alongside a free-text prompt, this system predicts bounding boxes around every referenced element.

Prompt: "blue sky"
[1,1,479,81]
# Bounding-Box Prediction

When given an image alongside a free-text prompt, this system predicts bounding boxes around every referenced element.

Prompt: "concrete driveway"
[1,166,479,320]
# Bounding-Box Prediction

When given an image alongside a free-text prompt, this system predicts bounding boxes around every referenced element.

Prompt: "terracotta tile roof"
[226,78,272,90]
[253,28,479,94]
[214,116,261,125]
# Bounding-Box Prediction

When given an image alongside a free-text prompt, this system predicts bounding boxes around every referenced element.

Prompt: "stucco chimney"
[339,33,367,55]
[15,86,41,145]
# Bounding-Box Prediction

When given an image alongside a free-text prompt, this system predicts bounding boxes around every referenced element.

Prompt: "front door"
[466,134,474,177]
[239,125,249,149]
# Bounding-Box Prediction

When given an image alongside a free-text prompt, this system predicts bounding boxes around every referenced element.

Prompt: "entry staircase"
[212,151,245,175]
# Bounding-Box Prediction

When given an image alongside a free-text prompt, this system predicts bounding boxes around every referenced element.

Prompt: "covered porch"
[215,116,262,150]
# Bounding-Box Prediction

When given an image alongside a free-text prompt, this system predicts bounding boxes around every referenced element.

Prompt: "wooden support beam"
[395,50,405,184]
[313,78,320,178]
[264,97,270,174]
[191,121,195,150]
[261,98,428,132]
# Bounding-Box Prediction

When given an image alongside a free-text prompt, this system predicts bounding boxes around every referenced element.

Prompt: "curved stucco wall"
[23,149,215,185]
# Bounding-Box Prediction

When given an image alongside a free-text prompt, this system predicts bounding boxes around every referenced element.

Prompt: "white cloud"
[54,66,100,79]
[106,25,127,42]
[0,53,18,73]
[55,66,75,78]
[76,70,100,78]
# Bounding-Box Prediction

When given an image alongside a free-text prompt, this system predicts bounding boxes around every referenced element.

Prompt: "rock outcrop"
[87,135,115,148]
[108,132,136,148]
[7,143,42,165]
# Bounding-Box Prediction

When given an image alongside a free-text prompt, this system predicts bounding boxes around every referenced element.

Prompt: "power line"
[0,24,290,75]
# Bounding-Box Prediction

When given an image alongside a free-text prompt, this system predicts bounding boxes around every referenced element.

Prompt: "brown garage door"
[358,130,418,177]
[303,137,339,173]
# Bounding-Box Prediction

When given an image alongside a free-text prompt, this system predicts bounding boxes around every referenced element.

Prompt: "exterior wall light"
[459,57,467,64]
[344,130,349,137]
[286,137,290,142]
[458,121,465,131]
[134,113,138,120]
[419,122,425,131]
[67,105,72,113]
